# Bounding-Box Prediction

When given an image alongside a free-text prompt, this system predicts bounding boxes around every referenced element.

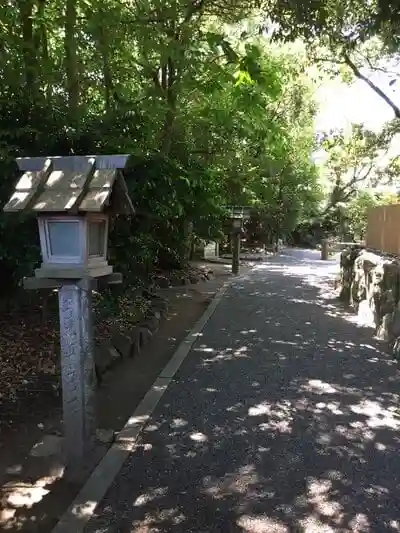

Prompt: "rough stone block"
[339,281,351,303]
[143,314,160,334]
[95,343,121,378]
[351,274,366,307]
[170,275,185,286]
[393,337,400,359]
[391,308,400,338]
[143,289,163,300]
[120,328,141,358]
[30,435,63,457]
[357,299,375,327]
[139,326,152,347]
[95,428,115,444]
[341,247,400,350]
[155,277,170,288]
[376,313,393,341]
[111,331,133,359]
[383,263,398,290]
[381,289,396,316]
[150,297,169,316]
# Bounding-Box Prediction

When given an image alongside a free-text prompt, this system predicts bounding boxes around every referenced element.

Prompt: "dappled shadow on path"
[85,252,400,533]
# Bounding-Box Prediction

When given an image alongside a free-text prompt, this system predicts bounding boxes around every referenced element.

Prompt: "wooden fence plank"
[366,204,400,254]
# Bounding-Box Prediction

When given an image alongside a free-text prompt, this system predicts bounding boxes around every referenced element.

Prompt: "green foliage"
[267,0,397,49]
[0,0,323,290]
[269,0,400,118]
[319,124,396,211]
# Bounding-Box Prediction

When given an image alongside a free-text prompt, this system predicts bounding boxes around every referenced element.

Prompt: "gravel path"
[85,249,400,533]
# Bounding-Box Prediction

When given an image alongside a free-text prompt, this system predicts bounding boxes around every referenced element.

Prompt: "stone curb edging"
[51,279,232,533]
[151,268,214,288]
[94,292,169,381]
[94,270,218,381]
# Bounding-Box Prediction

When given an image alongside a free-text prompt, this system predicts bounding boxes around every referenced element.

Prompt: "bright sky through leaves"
[317,68,400,133]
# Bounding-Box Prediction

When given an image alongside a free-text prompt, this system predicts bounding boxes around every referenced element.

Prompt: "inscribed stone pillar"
[58,281,96,478]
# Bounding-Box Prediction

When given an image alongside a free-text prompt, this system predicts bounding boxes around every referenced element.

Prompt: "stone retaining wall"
[340,246,400,357]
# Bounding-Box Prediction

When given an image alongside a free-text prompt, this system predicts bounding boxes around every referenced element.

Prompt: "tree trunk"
[160,58,177,154]
[97,11,113,111]
[181,220,192,261]
[18,0,37,95]
[65,0,79,122]
[36,0,51,101]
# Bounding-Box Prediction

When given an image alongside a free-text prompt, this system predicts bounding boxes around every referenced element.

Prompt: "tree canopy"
[267,0,400,117]
[1,0,399,287]
[263,0,400,244]
[0,0,324,290]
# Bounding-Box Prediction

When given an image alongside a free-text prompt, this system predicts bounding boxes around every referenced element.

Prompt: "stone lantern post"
[3,154,134,479]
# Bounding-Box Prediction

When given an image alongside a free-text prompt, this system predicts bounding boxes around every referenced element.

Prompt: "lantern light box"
[4,155,134,278]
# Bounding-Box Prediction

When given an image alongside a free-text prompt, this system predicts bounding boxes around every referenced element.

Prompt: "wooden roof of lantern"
[3,155,134,215]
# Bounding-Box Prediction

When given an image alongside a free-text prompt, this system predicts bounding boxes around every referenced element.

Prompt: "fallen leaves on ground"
[0,265,209,407]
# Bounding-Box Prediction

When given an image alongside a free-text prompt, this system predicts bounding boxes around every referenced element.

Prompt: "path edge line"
[51,279,232,533]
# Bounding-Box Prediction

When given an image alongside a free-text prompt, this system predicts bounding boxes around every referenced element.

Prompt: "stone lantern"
[3,154,134,480]
[4,155,133,279]
[228,206,245,274]
[232,217,243,231]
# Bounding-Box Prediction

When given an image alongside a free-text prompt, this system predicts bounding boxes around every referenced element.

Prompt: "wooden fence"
[366,204,400,254]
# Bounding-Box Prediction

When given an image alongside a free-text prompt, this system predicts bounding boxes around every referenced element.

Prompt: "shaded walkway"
[85,249,400,533]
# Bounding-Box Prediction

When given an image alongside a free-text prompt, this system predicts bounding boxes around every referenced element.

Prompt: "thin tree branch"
[353,50,400,77]
[343,53,400,119]
[315,56,346,65]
